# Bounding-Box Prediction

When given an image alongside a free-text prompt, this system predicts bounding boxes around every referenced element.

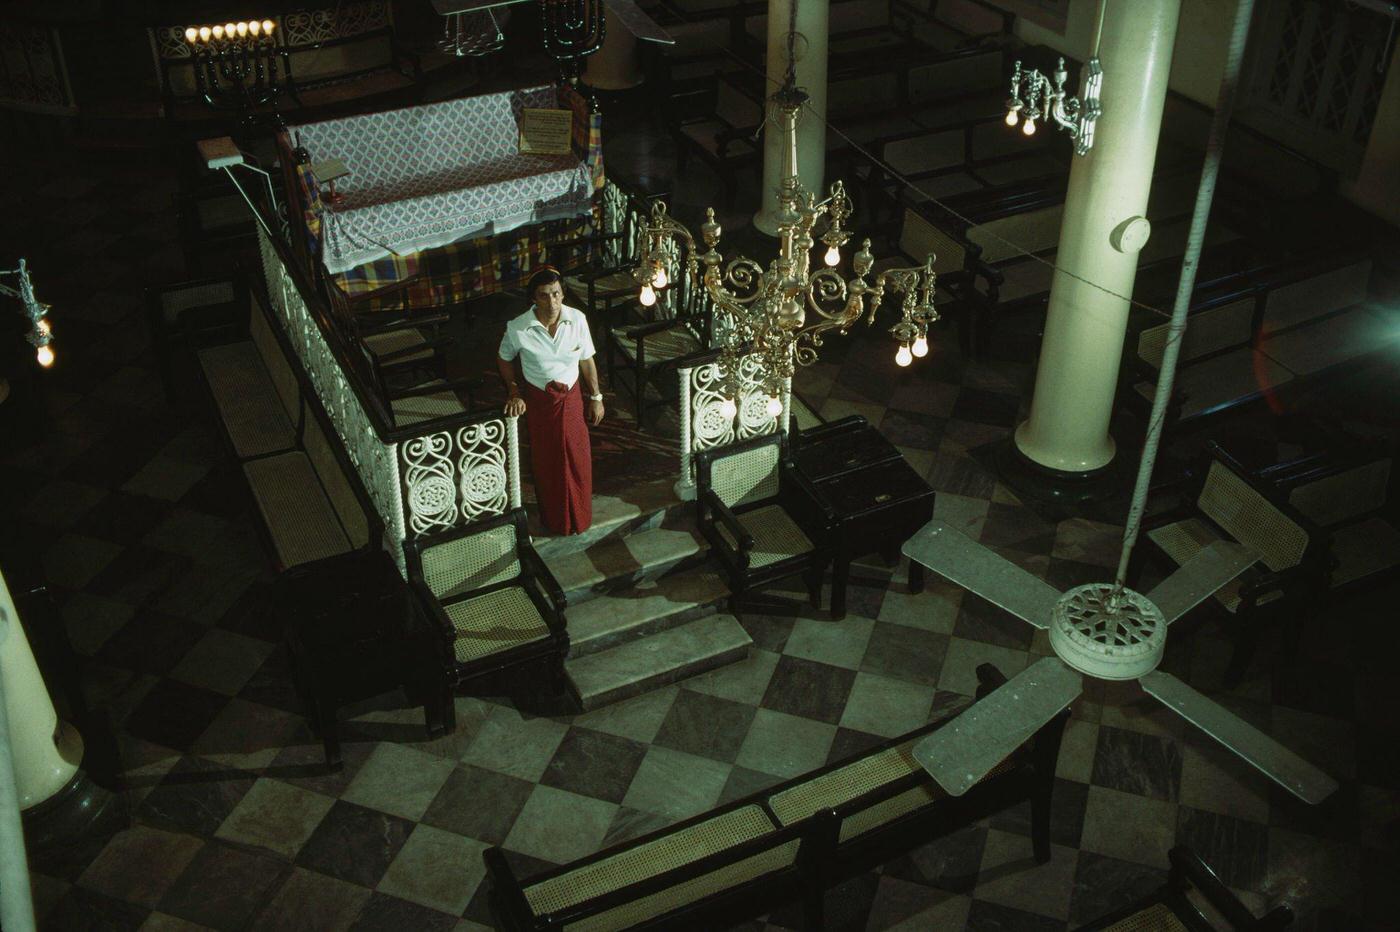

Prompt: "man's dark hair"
[527,265,562,297]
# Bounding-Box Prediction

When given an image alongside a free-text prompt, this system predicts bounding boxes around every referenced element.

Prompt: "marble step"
[566,563,731,658]
[566,613,751,711]
[531,475,683,561]
[549,522,708,608]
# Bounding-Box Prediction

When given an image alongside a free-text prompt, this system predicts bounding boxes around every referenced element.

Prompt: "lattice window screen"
[1241,0,1394,172]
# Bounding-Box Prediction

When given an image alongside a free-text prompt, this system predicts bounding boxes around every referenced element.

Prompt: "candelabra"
[633,81,938,413]
[539,0,606,81]
[1004,56,1103,156]
[183,19,283,116]
[1,260,54,369]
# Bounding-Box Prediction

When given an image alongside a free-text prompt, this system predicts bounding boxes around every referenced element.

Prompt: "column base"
[22,769,128,860]
[992,436,1135,515]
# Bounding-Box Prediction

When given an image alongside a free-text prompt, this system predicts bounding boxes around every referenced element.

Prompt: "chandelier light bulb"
[1022,118,1036,136]
[199,25,211,41]
[653,266,668,289]
[896,344,913,367]
[766,396,783,417]
[720,398,737,420]
[237,21,249,36]
[185,26,198,42]
[224,23,237,37]
[212,24,224,38]
[823,244,840,267]
[36,344,54,368]
[249,19,261,35]
[263,19,276,33]
[912,334,929,358]
[639,284,656,307]
[1005,108,1019,127]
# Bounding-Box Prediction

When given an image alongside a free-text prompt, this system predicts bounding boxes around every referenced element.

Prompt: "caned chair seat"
[1146,518,1279,613]
[1100,902,1190,932]
[444,586,552,663]
[198,342,296,458]
[718,504,815,568]
[243,452,352,568]
[363,328,434,365]
[768,730,1015,843]
[612,325,703,363]
[390,382,467,427]
[523,805,793,932]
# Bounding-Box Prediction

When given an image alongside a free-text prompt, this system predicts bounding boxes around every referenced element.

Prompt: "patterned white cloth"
[499,304,597,391]
[290,86,594,274]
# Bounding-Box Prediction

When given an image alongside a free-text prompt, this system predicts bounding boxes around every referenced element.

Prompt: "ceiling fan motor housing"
[1050,584,1166,680]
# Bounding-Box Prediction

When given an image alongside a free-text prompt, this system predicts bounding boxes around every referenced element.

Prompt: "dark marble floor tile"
[295,800,415,888]
[953,597,1036,651]
[1043,556,1113,592]
[45,885,150,931]
[1091,725,1183,802]
[717,765,785,807]
[736,612,795,653]
[1067,851,1169,927]
[826,726,888,767]
[1175,805,1269,892]
[979,503,1059,555]
[859,623,949,687]
[137,755,257,836]
[72,491,174,544]
[884,824,988,893]
[926,453,997,499]
[26,813,123,882]
[217,581,284,643]
[349,892,461,931]
[265,740,376,798]
[237,645,306,715]
[422,764,535,845]
[879,409,946,451]
[768,869,882,932]
[84,545,192,607]
[462,876,501,927]
[989,778,1090,850]
[96,608,205,676]
[178,464,256,520]
[1268,780,1359,843]
[951,387,1021,428]
[964,897,1066,931]
[159,840,291,930]
[654,688,758,763]
[760,655,859,724]
[540,726,649,805]
[124,680,230,751]
[840,583,888,620]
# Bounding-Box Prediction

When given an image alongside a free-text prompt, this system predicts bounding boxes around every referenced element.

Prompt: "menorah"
[183,20,284,118]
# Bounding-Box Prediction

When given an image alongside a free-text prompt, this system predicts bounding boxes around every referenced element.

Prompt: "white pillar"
[582,6,644,90]
[1013,0,1182,473]
[0,570,81,812]
[753,0,829,235]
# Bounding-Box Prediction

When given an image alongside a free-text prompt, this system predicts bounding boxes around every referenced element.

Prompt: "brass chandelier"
[632,75,938,415]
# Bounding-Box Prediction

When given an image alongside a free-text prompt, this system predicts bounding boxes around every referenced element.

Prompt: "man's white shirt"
[498,304,596,391]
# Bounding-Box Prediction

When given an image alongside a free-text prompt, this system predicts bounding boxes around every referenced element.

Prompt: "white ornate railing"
[257,226,408,569]
[400,417,522,537]
[674,354,790,500]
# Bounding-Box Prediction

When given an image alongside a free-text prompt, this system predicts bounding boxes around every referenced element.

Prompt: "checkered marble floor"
[3,116,1399,932]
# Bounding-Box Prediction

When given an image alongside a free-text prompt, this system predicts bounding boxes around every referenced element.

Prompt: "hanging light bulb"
[912,334,929,358]
[199,25,211,41]
[36,344,54,368]
[1022,118,1037,137]
[895,344,913,367]
[185,26,198,42]
[249,19,261,35]
[653,265,668,289]
[237,21,249,36]
[1005,108,1019,127]
[263,19,276,33]
[212,24,224,38]
[639,283,656,307]
[766,395,783,417]
[224,23,237,37]
[823,244,840,267]
[720,398,737,420]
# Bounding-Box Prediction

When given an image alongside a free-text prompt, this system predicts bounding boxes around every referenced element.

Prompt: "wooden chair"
[1133,442,1330,685]
[404,509,571,710]
[1073,846,1292,931]
[695,431,834,618]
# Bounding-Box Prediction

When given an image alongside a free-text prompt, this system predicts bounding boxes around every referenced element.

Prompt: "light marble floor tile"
[253,867,371,932]
[838,671,938,738]
[170,629,274,696]
[377,823,490,916]
[503,785,618,864]
[1079,786,1177,869]
[974,828,1079,920]
[216,778,336,859]
[459,703,570,781]
[19,478,108,528]
[735,709,837,779]
[572,685,679,744]
[621,745,732,821]
[936,637,1029,697]
[342,743,458,821]
[77,825,203,908]
[1055,719,1100,785]
[61,592,134,656]
[681,647,780,706]
[123,456,212,503]
[784,616,875,670]
[877,584,962,634]
[1178,736,1272,824]
[192,697,305,771]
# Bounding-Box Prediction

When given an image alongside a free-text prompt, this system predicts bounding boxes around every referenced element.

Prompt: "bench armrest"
[701,488,755,566]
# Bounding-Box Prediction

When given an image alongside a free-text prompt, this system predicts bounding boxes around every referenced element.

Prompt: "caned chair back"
[1288,458,1392,527]
[900,208,965,277]
[1136,297,1255,370]
[1198,460,1308,572]
[420,522,521,599]
[249,300,301,423]
[301,400,370,548]
[709,441,782,509]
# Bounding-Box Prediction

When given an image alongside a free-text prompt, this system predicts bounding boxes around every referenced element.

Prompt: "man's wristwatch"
[587,393,604,402]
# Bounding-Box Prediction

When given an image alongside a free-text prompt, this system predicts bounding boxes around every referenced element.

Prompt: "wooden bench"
[1126,254,1383,429]
[483,663,1067,930]
[1257,439,1400,592]
[673,72,763,207]
[193,283,375,571]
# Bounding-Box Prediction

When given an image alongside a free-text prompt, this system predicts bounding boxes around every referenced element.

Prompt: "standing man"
[497,267,605,535]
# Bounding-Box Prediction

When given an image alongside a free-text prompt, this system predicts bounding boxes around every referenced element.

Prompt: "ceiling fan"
[901,521,1338,805]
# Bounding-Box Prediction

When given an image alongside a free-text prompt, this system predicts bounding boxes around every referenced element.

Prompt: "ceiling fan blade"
[1140,670,1338,805]
[902,520,1063,629]
[1147,540,1260,624]
[913,656,1083,796]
